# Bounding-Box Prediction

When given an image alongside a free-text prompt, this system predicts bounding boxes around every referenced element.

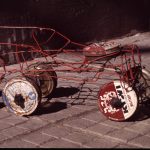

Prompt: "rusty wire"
[0,26,142,89]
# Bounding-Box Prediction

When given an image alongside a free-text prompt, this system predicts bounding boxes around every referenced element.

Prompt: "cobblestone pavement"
[0,32,149,148]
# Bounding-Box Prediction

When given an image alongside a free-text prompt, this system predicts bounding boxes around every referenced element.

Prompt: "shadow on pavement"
[128,103,150,122]
[139,47,150,53]
[0,91,5,109]
[34,101,67,116]
[0,102,5,109]
[49,87,80,98]
[33,87,80,116]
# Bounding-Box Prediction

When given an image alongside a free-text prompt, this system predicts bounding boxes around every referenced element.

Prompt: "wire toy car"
[0,26,149,121]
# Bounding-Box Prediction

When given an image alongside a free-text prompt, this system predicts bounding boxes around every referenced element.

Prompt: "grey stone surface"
[0,115,28,126]
[57,105,94,118]
[22,131,56,146]
[62,130,97,145]
[0,134,9,142]
[106,128,140,143]
[40,139,81,148]
[129,135,150,148]
[86,123,117,136]
[83,137,119,148]
[115,143,140,148]
[17,118,48,131]
[141,118,150,125]
[0,139,37,148]
[81,110,111,123]
[101,119,134,129]
[0,108,11,119]
[124,122,150,135]
[42,125,72,138]
[0,121,13,131]
[38,111,70,123]
[0,126,29,138]
[64,118,96,130]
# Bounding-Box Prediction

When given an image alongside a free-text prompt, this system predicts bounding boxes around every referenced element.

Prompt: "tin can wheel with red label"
[2,77,42,116]
[98,80,138,121]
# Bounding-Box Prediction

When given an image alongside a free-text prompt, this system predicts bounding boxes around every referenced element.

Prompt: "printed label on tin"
[98,81,138,121]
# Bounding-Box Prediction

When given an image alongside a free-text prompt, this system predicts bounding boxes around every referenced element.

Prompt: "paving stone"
[0,121,13,131]
[39,112,69,123]
[0,133,9,142]
[17,118,48,131]
[82,110,107,123]
[125,122,150,135]
[22,131,56,146]
[0,139,37,148]
[69,93,97,102]
[101,119,134,129]
[60,106,86,116]
[106,128,140,143]
[1,115,28,126]
[129,135,150,148]
[64,118,96,130]
[115,143,140,148]
[58,105,93,118]
[83,137,119,148]
[145,131,150,137]
[72,105,97,111]
[70,97,96,105]
[0,126,29,138]
[40,139,81,148]
[86,123,116,136]
[0,109,11,119]
[141,118,150,125]
[62,130,97,145]
[83,99,97,105]
[42,125,72,138]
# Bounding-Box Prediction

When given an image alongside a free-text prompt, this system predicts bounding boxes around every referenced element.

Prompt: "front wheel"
[2,77,41,116]
[98,80,138,121]
[124,67,150,103]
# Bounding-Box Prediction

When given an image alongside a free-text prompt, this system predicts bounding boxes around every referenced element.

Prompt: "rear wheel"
[25,62,57,98]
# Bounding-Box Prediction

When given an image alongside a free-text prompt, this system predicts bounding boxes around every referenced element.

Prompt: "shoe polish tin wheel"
[2,77,41,116]
[98,80,138,121]
[26,63,57,98]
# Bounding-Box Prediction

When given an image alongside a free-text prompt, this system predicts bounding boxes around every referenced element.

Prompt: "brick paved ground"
[0,32,149,148]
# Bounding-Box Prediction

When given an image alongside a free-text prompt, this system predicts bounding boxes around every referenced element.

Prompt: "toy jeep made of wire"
[0,26,149,121]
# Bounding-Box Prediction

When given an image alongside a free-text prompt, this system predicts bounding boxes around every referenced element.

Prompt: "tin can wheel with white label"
[2,77,42,116]
[98,80,138,121]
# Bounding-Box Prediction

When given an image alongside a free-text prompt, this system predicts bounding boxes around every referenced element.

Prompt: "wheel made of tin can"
[123,66,150,103]
[25,62,57,98]
[98,80,138,121]
[139,68,150,102]
[2,77,41,116]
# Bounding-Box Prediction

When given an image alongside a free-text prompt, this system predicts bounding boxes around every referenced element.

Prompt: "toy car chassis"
[0,26,149,121]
